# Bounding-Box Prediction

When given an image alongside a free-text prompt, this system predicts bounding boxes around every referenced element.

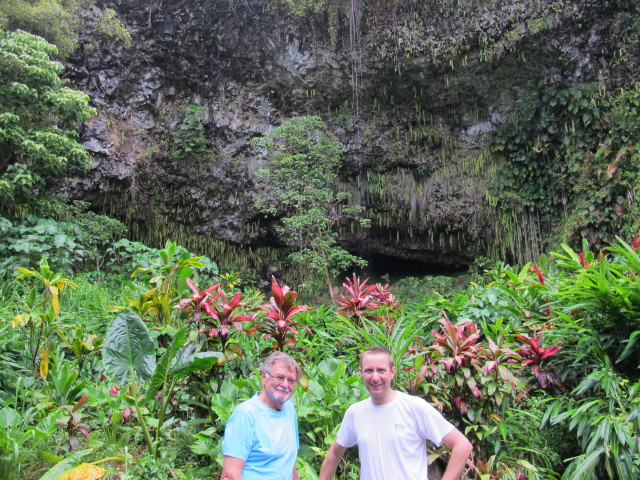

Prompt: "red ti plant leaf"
[336,274,380,323]
[249,276,310,351]
[633,234,639,250]
[371,283,401,331]
[429,316,482,373]
[515,333,563,389]
[173,278,219,324]
[199,286,253,351]
[480,337,522,390]
[371,283,399,309]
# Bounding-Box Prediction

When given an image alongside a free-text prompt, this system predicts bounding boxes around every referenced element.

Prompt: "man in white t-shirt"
[319,347,473,480]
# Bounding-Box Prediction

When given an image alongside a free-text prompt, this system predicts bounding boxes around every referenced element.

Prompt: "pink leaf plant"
[428,316,483,398]
[201,289,254,351]
[336,274,380,321]
[336,275,401,329]
[515,333,564,389]
[173,278,219,324]
[249,276,310,351]
[173,279,253,352]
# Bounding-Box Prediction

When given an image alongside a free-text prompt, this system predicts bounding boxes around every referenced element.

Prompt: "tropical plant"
[37,447,123,480]
[170,105,212,164]
[0,29,95,214]
[102,311,222,458]
[252,115,370,299]
[127,240,212,326]
[56,324,103,376]
[295,357,365,475]
[193,284,254,355]
[0,404,59,478]
[425,316,527,453]
[249,276,310,351]
[12,257,77,376]
[0,215,85,275]
[0,0,85,56]
[336,274,380,322]
[515,333,563,389]
[58,201,127,271]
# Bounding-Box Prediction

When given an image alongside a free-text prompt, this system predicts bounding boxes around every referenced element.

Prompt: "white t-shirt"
[336,391,454,480]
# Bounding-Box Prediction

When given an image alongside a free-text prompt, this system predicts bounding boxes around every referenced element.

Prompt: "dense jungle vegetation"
[1,1,640,480]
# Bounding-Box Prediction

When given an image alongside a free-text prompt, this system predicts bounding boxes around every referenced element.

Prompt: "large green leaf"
[170,349,223,378]
[102,311,155,384]
[143,328,188,403]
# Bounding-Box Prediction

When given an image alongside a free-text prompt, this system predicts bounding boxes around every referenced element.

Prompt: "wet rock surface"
[63,0,635,271]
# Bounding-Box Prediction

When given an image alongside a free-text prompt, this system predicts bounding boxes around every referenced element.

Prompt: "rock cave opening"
[363,253,469,282]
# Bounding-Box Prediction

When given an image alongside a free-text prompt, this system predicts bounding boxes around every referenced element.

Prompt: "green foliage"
[13,257,78,377]
[0,215,85,275]
[0,202,126,276]
[0,404,58,478]
[490,81,640,257]
[60,201,127,271]
[92,8,131,49]
[295,358,365,474]
[253,116,370,297]
[102,311,156,385]
[2,237,640,478]
[170,105,212,164]
[126,240,216,326]
[0,29,95,214]
[0,0,84,56]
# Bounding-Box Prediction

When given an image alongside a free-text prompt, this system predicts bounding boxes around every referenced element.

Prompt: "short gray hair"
[261,351,302,380]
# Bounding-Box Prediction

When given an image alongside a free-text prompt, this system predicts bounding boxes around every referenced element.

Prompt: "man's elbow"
[454,435,474,457]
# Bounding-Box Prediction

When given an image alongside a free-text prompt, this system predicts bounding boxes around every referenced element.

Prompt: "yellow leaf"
[39,347,50,379]
[57,463,106,480]
[51,295,60,315]
[12,314,24,328]
[490,413,503,423]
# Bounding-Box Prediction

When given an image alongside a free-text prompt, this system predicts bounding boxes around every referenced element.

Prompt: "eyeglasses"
[264,371,297,385]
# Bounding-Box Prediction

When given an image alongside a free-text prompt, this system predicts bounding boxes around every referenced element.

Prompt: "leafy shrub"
[93,8,131,48]
[60,201,127,271]
[0,29,95,214]
[106,239,219,282]
[170,105,212,164]
[0,215,84,275]
[0,0,84,56]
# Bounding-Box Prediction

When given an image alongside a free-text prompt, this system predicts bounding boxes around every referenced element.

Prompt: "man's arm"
[440,428,473,480]
[318,441,348,480]
[221,455,245,480]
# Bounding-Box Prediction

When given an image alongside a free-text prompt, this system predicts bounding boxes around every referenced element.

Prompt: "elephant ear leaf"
[102,311,156,385]
[170,349,223,378]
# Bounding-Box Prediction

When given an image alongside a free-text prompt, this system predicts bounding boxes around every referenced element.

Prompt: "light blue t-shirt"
[222,392,299,480]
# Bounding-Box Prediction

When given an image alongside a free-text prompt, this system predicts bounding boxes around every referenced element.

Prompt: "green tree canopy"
[0,28,95,215]
[252,115,370,299]
[0,0,84,56]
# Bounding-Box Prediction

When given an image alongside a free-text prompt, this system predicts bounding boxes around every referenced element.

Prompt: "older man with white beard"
[221,352,301,480]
